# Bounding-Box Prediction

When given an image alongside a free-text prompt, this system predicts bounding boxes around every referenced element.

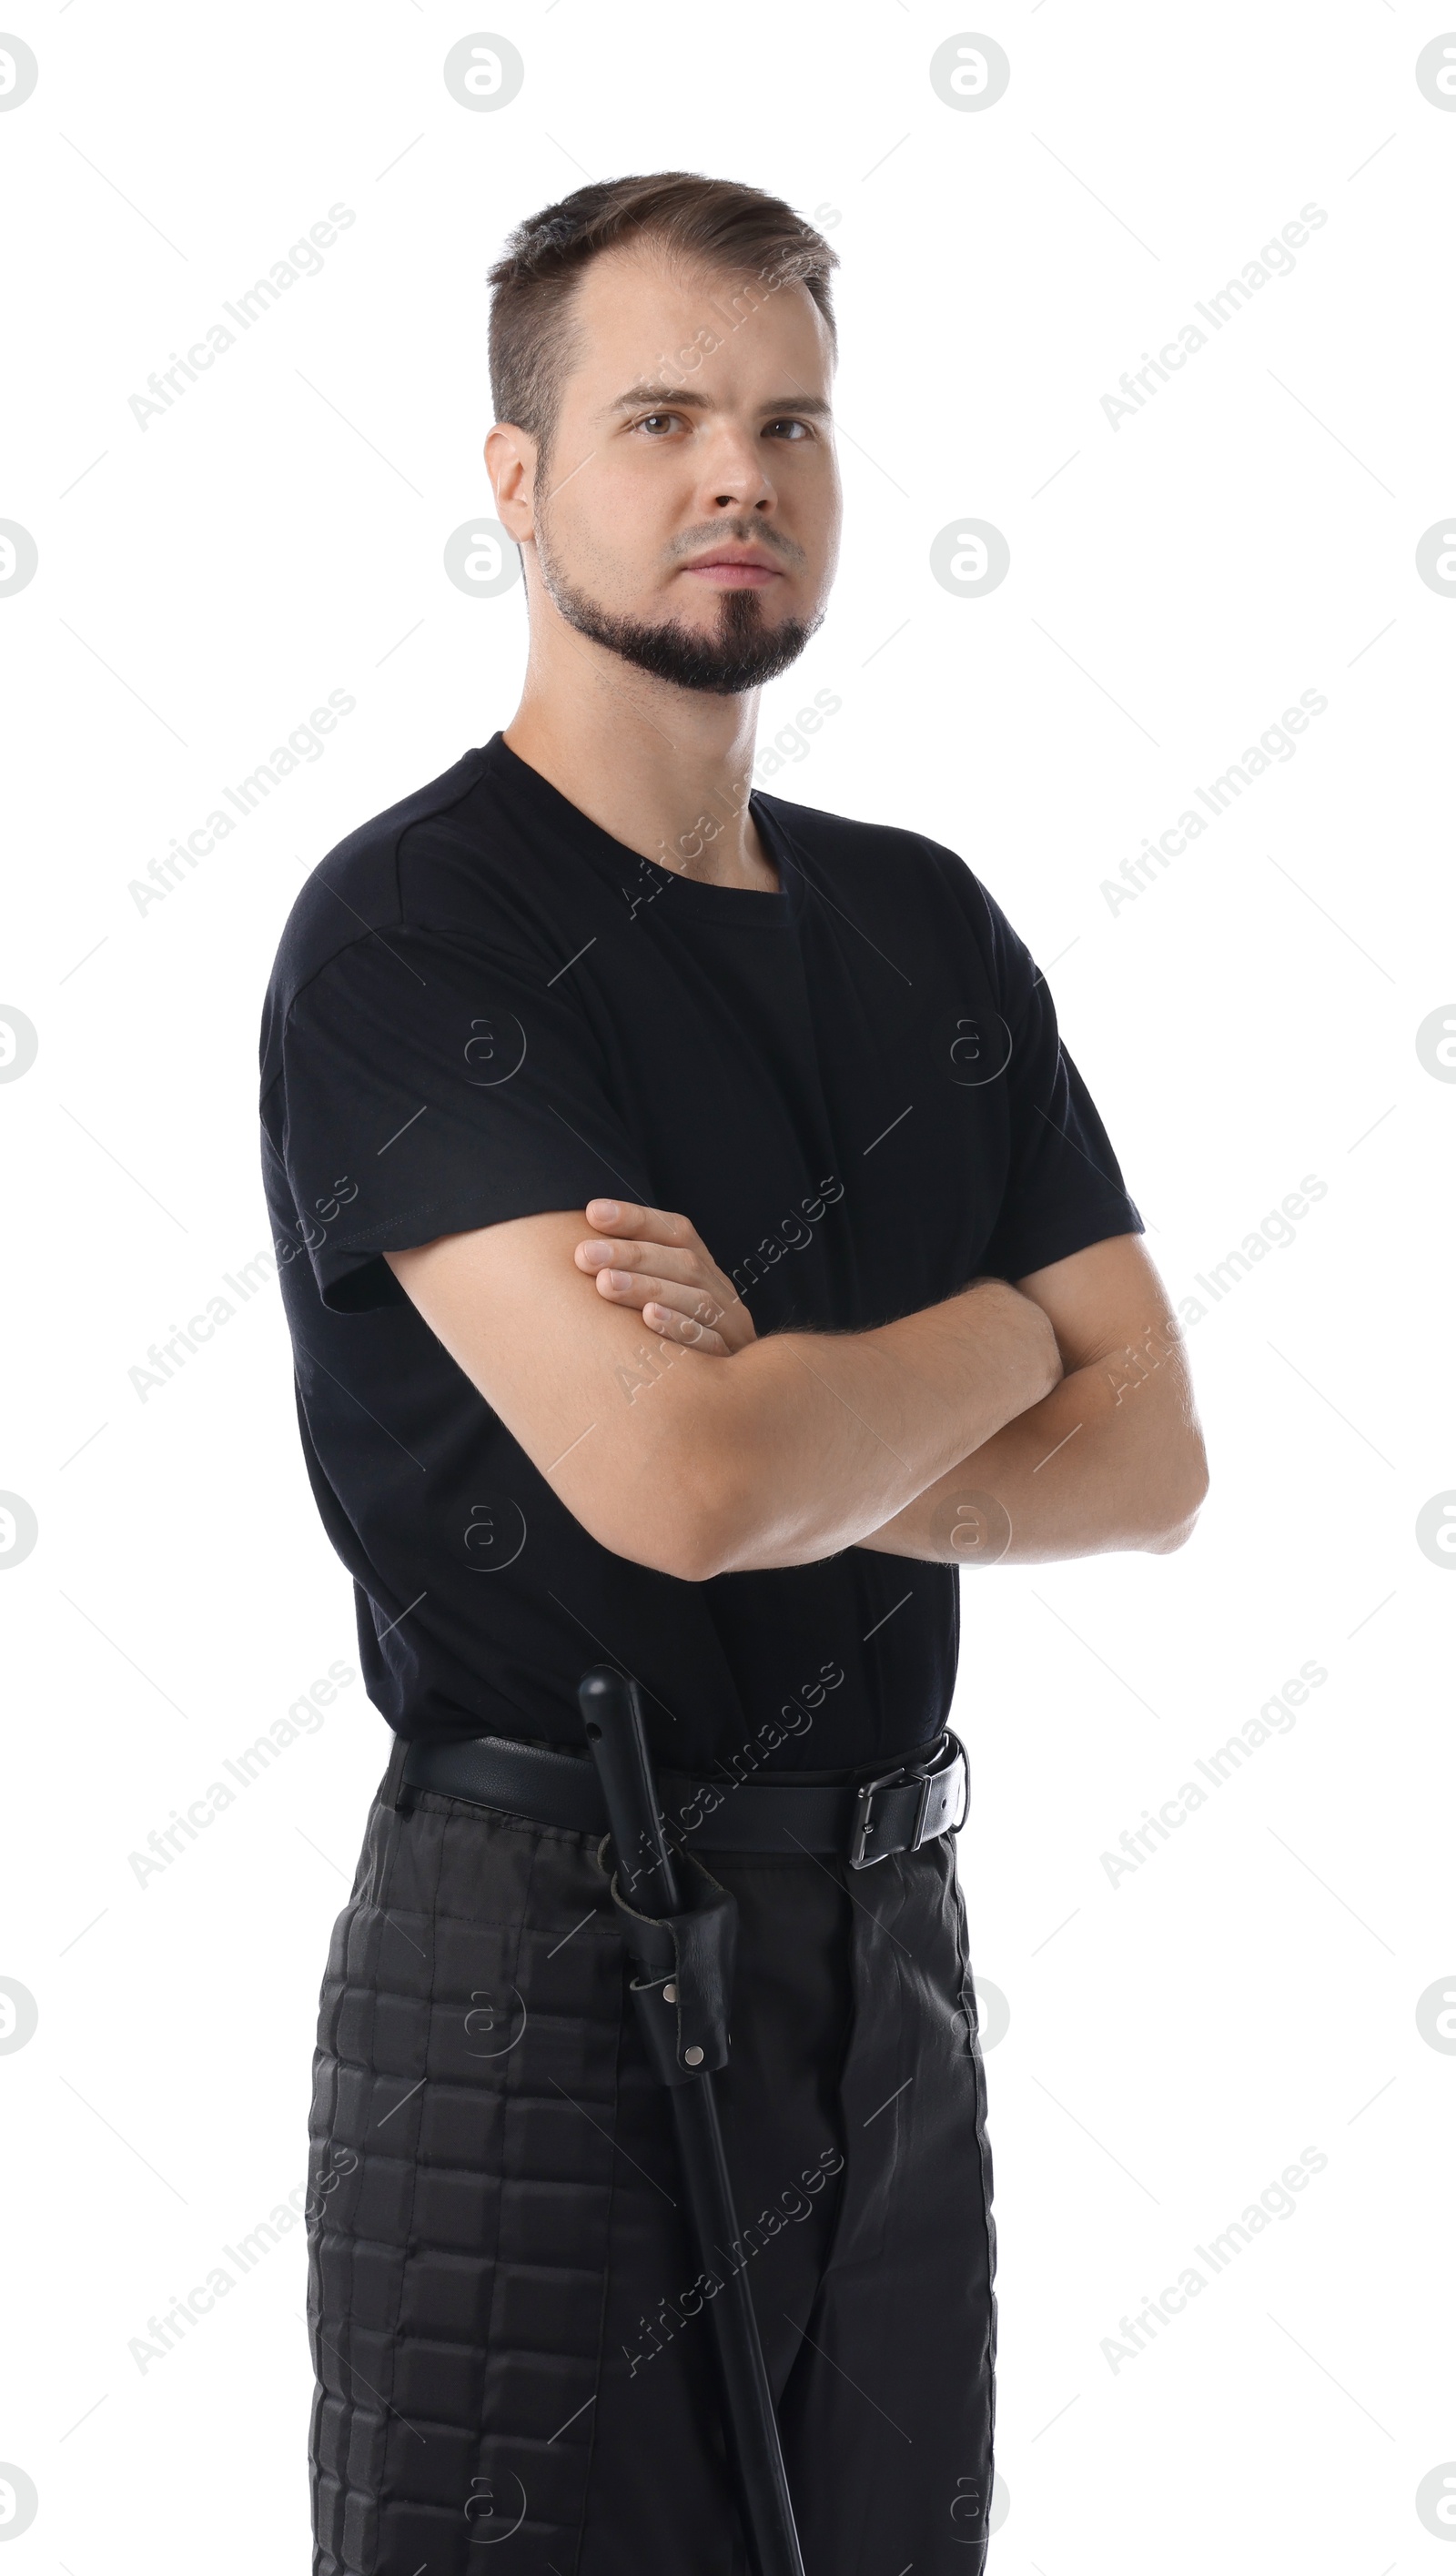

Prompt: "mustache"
[667,520,805,568]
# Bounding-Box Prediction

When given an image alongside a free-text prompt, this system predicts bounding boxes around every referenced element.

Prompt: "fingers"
[574,1199,751,1359]
[643,1300,730,1357]
[591,1262,730,1339]
[584,1197,696,1248]
[575,1234,711,1287]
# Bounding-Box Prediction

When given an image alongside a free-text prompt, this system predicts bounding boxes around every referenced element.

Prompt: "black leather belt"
[399,1726,969,1869]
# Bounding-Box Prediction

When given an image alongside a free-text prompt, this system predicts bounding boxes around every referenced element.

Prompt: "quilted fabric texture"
[306,1777,996,2574]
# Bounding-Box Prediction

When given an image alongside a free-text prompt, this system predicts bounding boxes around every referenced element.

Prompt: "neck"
[501,618,776,892]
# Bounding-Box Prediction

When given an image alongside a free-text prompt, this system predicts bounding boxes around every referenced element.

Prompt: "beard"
[534,516,821,696]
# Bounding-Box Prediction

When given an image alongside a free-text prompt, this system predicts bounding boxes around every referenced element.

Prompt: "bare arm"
[858,1233,1208,1563]
[384,1208,1061,1581]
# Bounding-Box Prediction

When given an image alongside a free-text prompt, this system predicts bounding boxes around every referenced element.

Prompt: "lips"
[680,552,782,584]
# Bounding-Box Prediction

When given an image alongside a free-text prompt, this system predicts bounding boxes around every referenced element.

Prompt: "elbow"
[565,1432,744,1586]
[1147,1509,1199,1557]
[632,1509,730,1586]
[646,1457,749,1583]
[554,1350,778,1581]
[642,1455,766,1583]
[571,1496,726,1585]
[623,1367,766,1581]
[1145,1434,1210,1554]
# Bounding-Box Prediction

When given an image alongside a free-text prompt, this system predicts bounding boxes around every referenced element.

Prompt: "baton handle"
[579,1665,806,2576]
[579,1663,682,1916]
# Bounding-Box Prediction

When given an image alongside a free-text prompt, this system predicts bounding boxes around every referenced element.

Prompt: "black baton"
[579,1664,806,2576]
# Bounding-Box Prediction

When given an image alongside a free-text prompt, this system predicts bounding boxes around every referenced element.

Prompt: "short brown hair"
[486,172,839,470]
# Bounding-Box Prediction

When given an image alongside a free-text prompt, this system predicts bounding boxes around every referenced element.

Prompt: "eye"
[765,418,816,441]
[636,410,682,436]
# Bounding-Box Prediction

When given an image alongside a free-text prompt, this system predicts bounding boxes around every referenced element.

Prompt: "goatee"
[537,540,819,695]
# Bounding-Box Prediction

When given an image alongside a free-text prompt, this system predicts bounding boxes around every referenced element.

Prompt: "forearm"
[857,1323,1207,1565]
[389,1219,1059,1583]
[679,1277,1063,1576]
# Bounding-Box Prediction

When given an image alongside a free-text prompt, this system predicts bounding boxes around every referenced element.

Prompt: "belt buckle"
[848,1739,967,1870]
[849,1763,919,1870]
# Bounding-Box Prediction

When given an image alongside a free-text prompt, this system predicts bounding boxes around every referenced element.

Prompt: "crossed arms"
[384,1198,1208,1580]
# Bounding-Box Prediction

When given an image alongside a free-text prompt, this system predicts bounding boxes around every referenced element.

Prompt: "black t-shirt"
[258,732,1143,1773]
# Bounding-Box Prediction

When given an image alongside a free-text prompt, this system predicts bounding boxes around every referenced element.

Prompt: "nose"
[693,419,776,517]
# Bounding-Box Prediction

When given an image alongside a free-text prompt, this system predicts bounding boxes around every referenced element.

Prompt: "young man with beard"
[259,172,1207,2576]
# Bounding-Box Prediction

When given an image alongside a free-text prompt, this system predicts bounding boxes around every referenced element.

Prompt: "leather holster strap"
[399,1726,968,1869]
[602,1838,740,2082]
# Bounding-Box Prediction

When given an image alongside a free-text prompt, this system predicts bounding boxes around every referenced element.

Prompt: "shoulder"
[262,745,491,1009]
[258,738,563,1090]
[757,787,1034,1002]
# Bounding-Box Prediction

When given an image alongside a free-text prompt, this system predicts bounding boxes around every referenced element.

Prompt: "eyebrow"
[609,381,834,420]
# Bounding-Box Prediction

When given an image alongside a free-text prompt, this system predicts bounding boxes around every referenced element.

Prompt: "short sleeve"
[971,884,1144,1284]
[268,926,654,1312]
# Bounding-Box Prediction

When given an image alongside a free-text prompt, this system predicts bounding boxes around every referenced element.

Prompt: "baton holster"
[581,1664,806,2576]
[597,1830,739,2085]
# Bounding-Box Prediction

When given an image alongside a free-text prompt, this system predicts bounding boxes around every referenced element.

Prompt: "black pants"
[306,1768,997,2573]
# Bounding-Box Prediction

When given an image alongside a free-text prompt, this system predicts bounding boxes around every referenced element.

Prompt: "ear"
[485,422,539,541]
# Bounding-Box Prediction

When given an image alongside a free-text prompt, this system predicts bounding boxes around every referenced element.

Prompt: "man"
[260,172,1207,2576]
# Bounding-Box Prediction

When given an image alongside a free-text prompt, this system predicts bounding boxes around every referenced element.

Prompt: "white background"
[2,1,1453,2568]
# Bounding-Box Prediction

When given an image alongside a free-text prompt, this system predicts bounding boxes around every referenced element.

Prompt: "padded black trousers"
[306,1767,998,2574]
